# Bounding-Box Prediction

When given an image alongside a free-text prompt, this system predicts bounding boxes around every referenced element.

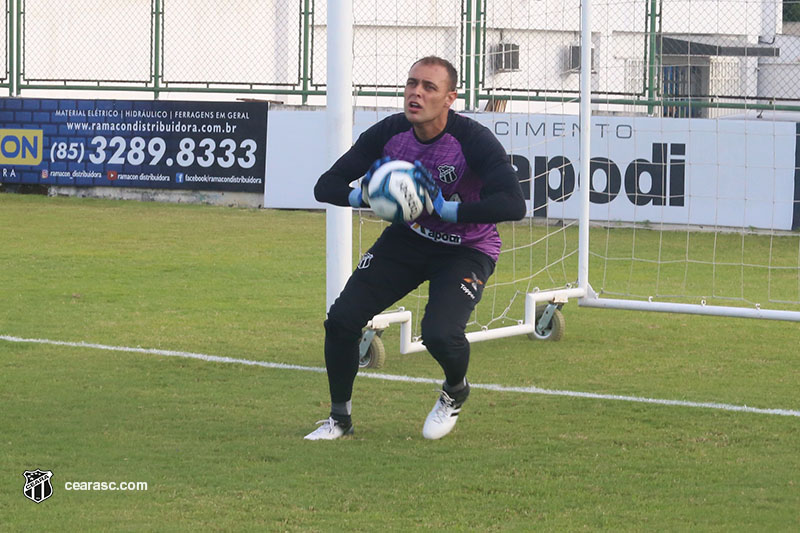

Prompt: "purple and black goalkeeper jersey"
[315,110,526,262]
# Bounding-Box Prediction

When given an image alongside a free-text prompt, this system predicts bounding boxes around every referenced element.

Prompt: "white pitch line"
[3,334,799,418]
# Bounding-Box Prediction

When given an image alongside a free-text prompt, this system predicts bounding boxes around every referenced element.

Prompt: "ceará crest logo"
[23,469,54,503]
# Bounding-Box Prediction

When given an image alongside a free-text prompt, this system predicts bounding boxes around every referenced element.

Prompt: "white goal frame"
[325,1,592,353]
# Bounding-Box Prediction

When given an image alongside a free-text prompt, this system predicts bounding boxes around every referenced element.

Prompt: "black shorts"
[327,223,496,339]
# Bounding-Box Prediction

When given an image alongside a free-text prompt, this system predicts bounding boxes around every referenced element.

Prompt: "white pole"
[577,0,592,291]
[9,0,16,96]
[325,1,354,311]
[580,298,800,322]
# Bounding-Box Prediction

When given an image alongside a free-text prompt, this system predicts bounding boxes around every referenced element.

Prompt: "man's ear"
[444,90,457,108]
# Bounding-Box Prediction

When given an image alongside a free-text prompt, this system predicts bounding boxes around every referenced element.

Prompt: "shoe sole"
[304,424,354,441]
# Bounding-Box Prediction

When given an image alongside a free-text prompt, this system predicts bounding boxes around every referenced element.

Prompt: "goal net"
[323,0,800,357]
[575,0,800,322]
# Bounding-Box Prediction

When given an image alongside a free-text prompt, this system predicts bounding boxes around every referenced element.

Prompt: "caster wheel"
[528,303,565,342]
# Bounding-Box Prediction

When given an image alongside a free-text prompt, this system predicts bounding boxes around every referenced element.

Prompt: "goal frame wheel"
[528,303,565,342]
[358,329,386,369]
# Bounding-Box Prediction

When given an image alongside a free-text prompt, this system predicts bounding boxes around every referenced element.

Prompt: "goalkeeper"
[307,56,526,440]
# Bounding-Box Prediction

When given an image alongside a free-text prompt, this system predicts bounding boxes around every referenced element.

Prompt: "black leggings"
[324,224,495,403]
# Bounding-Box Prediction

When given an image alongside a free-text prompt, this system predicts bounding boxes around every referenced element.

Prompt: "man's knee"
[325,282,378,340]
[420,318,467,357]
[324,315,362,343]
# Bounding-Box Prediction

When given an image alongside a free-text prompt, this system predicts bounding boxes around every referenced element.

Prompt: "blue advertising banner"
[0,98,267,193]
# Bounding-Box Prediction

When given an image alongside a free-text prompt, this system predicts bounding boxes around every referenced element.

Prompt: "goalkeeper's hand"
[413,160,458,222]
[348,156,391,208]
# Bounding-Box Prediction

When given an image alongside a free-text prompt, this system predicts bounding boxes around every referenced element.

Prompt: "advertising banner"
[487,115,799,231]
[265,110,799,230]
[0,98,268,193]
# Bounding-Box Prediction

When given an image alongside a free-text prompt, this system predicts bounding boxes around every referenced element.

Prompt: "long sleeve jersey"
[314,110,526,261]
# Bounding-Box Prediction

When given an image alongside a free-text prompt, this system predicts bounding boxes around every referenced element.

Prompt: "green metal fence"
[2,0,9,92]
[4,0,800,114]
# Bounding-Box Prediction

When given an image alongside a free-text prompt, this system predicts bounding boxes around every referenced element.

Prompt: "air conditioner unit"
[568,45,595,72]
[492,43,520,72]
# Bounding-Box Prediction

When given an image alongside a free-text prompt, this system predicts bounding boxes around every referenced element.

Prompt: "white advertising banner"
[265,110,799,230]
[487,114,798,230]
[264,109,391,209]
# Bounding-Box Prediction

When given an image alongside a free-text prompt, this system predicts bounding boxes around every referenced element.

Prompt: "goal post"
[325,1,354,312]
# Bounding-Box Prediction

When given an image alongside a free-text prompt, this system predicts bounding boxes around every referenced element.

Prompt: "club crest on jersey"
[437,165,457,184]
[357,252,373,270]
[23,469,53,503]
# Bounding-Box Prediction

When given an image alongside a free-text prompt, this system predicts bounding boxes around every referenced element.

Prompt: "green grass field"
[1,194,798,531]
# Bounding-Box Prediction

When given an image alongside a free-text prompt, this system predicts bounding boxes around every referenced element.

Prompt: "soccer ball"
[366,160,427,223]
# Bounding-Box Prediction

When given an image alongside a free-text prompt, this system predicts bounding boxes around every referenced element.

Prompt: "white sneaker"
[304,417,354,440]
[422,386,469,440]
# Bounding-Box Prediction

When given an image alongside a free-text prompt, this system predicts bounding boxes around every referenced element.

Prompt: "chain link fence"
[345,2,464,90]
[22,0,152,85]
[16,0,311,94]
[5,0,800,112]
[161,0,305,90]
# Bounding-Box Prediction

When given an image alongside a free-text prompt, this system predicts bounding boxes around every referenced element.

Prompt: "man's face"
[403,62,456,127]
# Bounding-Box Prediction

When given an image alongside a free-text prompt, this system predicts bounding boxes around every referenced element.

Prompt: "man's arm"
[314,116,403,207]
[457,162,527,223]
[455,121,527,223]
[313,144,374,207]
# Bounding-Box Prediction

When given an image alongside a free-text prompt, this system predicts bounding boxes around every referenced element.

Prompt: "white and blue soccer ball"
[366,159,428,223]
